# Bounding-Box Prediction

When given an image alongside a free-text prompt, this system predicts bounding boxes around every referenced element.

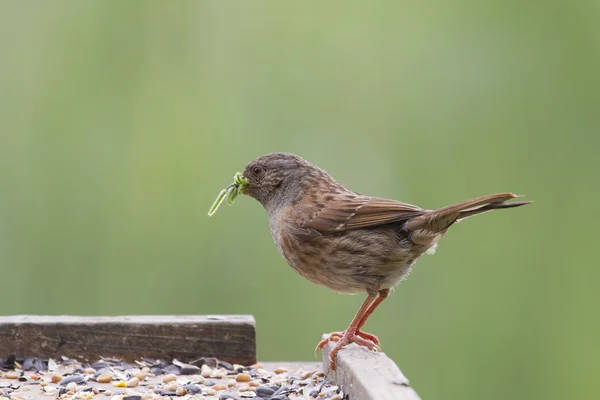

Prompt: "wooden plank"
[0,315,256,365]
[322,337,421,400]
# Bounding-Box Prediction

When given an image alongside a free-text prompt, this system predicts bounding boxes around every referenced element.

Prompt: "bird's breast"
[277,229,367,293]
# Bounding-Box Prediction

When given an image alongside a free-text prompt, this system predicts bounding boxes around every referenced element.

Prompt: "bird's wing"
[287,195,425,239]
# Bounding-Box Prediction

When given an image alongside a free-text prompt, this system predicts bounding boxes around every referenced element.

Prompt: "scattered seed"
[217,360,234,371]
[1,356,334,400]
[97,373,113,383]
[126,377,139,388]
[200,365,213,378]
[236,373,251,382]
[256,386,276,398]
[4,372,19,380]
[42,387,58,396]
[212,370,225,379]
[300,370,313,379]
[59,374,85,385]
[182,384,202,394]
[255,369,269,376]
[180,364,200,375]
[133,371,146,381]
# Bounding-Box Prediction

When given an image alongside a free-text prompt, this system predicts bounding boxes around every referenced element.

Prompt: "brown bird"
[238,152,529,369]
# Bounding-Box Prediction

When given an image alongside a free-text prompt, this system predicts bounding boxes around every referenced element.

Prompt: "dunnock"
[214,152,530,369]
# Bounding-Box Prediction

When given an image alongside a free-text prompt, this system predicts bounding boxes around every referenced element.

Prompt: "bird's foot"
[316,329,381,348]
[315,330,381,370]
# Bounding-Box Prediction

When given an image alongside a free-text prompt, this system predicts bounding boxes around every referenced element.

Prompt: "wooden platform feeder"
[0,315,420,399]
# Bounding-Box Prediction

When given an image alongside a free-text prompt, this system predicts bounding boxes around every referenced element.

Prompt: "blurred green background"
[1,1,598,399]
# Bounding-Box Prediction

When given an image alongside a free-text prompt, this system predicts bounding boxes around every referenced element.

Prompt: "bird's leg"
[354,288,390,346]
[318,289,390,348]
[315,293,379,370]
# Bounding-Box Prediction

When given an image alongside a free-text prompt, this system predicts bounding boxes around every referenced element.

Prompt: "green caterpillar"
[208,172,250,216]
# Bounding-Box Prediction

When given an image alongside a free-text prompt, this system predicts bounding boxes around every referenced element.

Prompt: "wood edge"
[321,335,421,400]
[0,315,256,325]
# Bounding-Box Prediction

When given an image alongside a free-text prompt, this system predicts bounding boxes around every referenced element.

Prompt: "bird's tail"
[406,192,531,235]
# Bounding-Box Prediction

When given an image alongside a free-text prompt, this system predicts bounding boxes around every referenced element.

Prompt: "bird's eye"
[252,166,263,176]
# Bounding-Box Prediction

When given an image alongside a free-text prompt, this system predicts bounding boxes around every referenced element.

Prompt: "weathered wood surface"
[322,337,421,400]
[0,315,256,365]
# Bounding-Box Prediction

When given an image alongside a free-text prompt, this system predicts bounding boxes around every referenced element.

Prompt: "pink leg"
[315,289,390,370]
[355,288,390,345]
[317,289,390,349]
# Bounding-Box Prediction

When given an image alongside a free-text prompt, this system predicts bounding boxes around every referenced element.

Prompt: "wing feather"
[299,196,424,235]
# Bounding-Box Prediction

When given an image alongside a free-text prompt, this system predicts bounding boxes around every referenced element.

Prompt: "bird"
[235,152,530,370]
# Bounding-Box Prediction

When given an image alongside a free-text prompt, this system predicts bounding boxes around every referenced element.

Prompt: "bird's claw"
[314,330,381,369]
[315,330,381,350]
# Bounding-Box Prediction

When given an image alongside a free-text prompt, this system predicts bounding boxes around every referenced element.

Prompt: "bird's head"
[207,152,333,217]
[241,152,318,211]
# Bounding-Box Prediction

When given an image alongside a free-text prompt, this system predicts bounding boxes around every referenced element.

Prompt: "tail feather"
[406,192,530,233]
[457,199,531,220]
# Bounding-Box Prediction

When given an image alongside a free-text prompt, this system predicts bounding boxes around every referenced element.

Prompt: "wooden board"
[0,315,256,365]
[322,337,421,400]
